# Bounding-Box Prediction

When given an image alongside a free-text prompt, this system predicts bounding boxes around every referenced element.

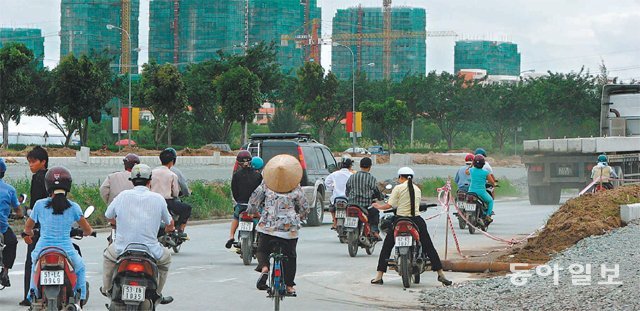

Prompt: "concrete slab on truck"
[596,137,640,153]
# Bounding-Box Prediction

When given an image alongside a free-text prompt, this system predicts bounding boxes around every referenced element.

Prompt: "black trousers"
[166,199,192,228]
[2,227,18,269]
[24,231,39,300]
[376,216,443,272]
[256,233,298,287]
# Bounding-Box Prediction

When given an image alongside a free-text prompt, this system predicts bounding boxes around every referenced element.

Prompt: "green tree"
[141,61,188,146]
[0,42,36,148]
[214,66,262,145]
[295,62,339,143]
[269,107,302,133]
[360,97,410,152]
[396,75,426,147]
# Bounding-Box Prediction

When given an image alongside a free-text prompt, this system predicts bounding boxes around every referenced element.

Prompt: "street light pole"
[107,24,132,148]
[333,42,356,152]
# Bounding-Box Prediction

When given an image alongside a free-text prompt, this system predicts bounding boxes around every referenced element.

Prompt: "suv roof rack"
[250,132,316,142]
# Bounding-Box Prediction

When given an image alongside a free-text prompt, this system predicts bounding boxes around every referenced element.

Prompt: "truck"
[522,84,640,205]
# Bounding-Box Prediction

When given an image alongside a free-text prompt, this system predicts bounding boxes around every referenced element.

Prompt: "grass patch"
[5,177,233,227]
[418,176,521,198]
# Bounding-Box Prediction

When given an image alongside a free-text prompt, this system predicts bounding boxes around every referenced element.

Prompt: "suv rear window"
[260,145,298,165]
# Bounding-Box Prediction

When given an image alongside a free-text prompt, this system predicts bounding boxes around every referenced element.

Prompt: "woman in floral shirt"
[247,154,308,296]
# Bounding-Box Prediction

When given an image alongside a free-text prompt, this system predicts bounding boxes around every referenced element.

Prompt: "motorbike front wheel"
[241,235,253,265]
[400,254,412,288]
[347,231,359,257]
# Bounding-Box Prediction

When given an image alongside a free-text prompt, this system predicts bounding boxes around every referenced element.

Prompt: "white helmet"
[397,167,415,177]
[130,164,152,181]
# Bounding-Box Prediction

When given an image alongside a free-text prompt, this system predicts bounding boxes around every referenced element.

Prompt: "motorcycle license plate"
[40,270,64,285]
[239,221,253,232]
[122,285,146,302]
[336,209,346,219]
[395,236,412,247]
[463,203,476,212]
[344,217,358,228]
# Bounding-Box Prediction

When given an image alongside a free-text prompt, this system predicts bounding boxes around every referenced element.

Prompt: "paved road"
[0,197,559,310]
[4,163,526,185]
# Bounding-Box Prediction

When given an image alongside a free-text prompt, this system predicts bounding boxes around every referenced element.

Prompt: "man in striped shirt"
[345,157,384,240]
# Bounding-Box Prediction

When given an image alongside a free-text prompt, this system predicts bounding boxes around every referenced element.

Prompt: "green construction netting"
[0,28,45,68]
[454,40,521,76]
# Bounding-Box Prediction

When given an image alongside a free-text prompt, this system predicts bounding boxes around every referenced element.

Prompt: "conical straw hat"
[263,154,303,193]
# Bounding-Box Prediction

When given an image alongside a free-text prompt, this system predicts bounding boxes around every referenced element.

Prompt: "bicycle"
[267,241,288,311]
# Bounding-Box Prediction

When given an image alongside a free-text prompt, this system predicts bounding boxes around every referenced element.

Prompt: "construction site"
[454,40,521,76]
[60,0,140,74]
[0,28,45,68]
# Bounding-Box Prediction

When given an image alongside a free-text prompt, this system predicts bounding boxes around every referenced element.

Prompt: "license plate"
[122,285,145,302]
[238,221,253,232]
[395,236,412,247]
[336,209,346,219]
[558,166,573,176]
[344,217,358,228]
[40,270,64,285]
[463,203,476,212]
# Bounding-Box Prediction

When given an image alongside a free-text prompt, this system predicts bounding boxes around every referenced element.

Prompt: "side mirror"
[19,194,27,204]
[84,206,95,218]
[327,164,337,173]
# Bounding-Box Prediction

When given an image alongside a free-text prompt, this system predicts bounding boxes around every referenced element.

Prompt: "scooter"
[29,206,96,311]
[107,243,160,311]
[333,197,348,243]
[383,203,435,288]
[234,207,260,265]
[453,189,468,230]
[464,184,496,234]
[344,204,378,257]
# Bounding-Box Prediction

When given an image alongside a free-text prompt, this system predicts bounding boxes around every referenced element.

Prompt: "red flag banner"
[121,107,129,131]
[346,111,353,133]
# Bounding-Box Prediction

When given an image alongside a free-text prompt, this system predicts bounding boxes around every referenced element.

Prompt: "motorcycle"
[233,206,260,265]
[463,184,496,234]
[106,243,160,311]
[29,205,96,311]
[453,190,468,230]
[344,204,378,257]
[383,203,435,288]
[333,197,348,243]
[157,212,188,254]
[1,194,28,274]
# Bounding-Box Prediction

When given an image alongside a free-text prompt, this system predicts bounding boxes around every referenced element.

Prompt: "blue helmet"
[0,158,6,173]
[597,154,608,163]
[251,156,264,170]
[474,148,487,157]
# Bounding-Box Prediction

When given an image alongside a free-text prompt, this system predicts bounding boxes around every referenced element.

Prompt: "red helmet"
[123,153,140,170]
[464,153,474,164]
[236,150,252,163]
[45,166,73,194]
[473,154,486,169]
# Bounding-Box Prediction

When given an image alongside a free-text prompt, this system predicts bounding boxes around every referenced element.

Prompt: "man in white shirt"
[100,153,139,205]
[151,148,192,238]
[102,164,174,305]
[324,158,353,229]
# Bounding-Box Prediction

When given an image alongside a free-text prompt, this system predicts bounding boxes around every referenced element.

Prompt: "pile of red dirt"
[500,185,640,263]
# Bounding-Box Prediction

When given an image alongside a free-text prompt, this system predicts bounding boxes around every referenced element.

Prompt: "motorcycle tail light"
[126,263,145,273]
[42,254,64,267]
[129,281,140,286]
[240,212,253,221]
[119,261,154,276]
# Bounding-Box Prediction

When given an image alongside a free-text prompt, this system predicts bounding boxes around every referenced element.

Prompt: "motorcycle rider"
[226,151,263,249]
[249,154,308,296]
[0,158,22,288]
[151,148,192,239]
[100,153,140,205]
[371,167,452,286]
[591,154,618,190]
[324,157,354,230]
[165,148,191,198]
[23,166,94,303]
[345,157,384,240]
[454,153,474,192]
[20,146,49,307]
[251,156,265,172]
[467,155,496,224]
[102,164,174,304]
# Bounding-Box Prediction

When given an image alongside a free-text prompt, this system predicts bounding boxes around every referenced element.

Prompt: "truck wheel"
[528,186,544,205]
[306,192,324,226]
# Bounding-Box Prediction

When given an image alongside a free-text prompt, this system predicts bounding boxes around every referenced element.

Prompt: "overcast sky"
[1,0,639,81]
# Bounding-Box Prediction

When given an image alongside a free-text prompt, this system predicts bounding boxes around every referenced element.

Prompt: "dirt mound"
[501,185,640,263]
[177,147,213,156]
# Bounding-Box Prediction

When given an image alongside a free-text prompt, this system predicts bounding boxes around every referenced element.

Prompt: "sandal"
[225,238,235,249]
[286,290,297,297]
[370,278,383,285]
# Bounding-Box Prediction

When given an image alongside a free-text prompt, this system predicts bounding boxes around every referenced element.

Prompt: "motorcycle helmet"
[160,148,178,165]
[0,158,6,179]
[251,156,264,170]
[397,166,415,177]
[129,164,153,181]
[236,150,252,164]
[123,153,140,170]
[45,166,73,194]
[597,154,608,163]
[464,153,474,165]
[473,154,486,169]
[474,148,487,157]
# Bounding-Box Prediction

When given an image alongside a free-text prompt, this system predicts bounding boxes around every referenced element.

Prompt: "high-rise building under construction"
[454,40,521,76]
[148,0,320,74]
[60,0,140,73]
[0,28,45,68]
[331,6,427,81]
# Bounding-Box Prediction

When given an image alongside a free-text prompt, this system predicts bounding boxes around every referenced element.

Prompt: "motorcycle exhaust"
[359,236,371,247]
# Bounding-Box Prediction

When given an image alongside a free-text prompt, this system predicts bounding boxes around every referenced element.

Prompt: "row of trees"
[0,40,605,151]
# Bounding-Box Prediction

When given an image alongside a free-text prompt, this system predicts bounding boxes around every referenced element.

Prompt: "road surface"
[0,197,559,310]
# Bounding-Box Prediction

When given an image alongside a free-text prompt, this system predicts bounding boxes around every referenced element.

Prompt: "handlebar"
[383,203,437,214]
